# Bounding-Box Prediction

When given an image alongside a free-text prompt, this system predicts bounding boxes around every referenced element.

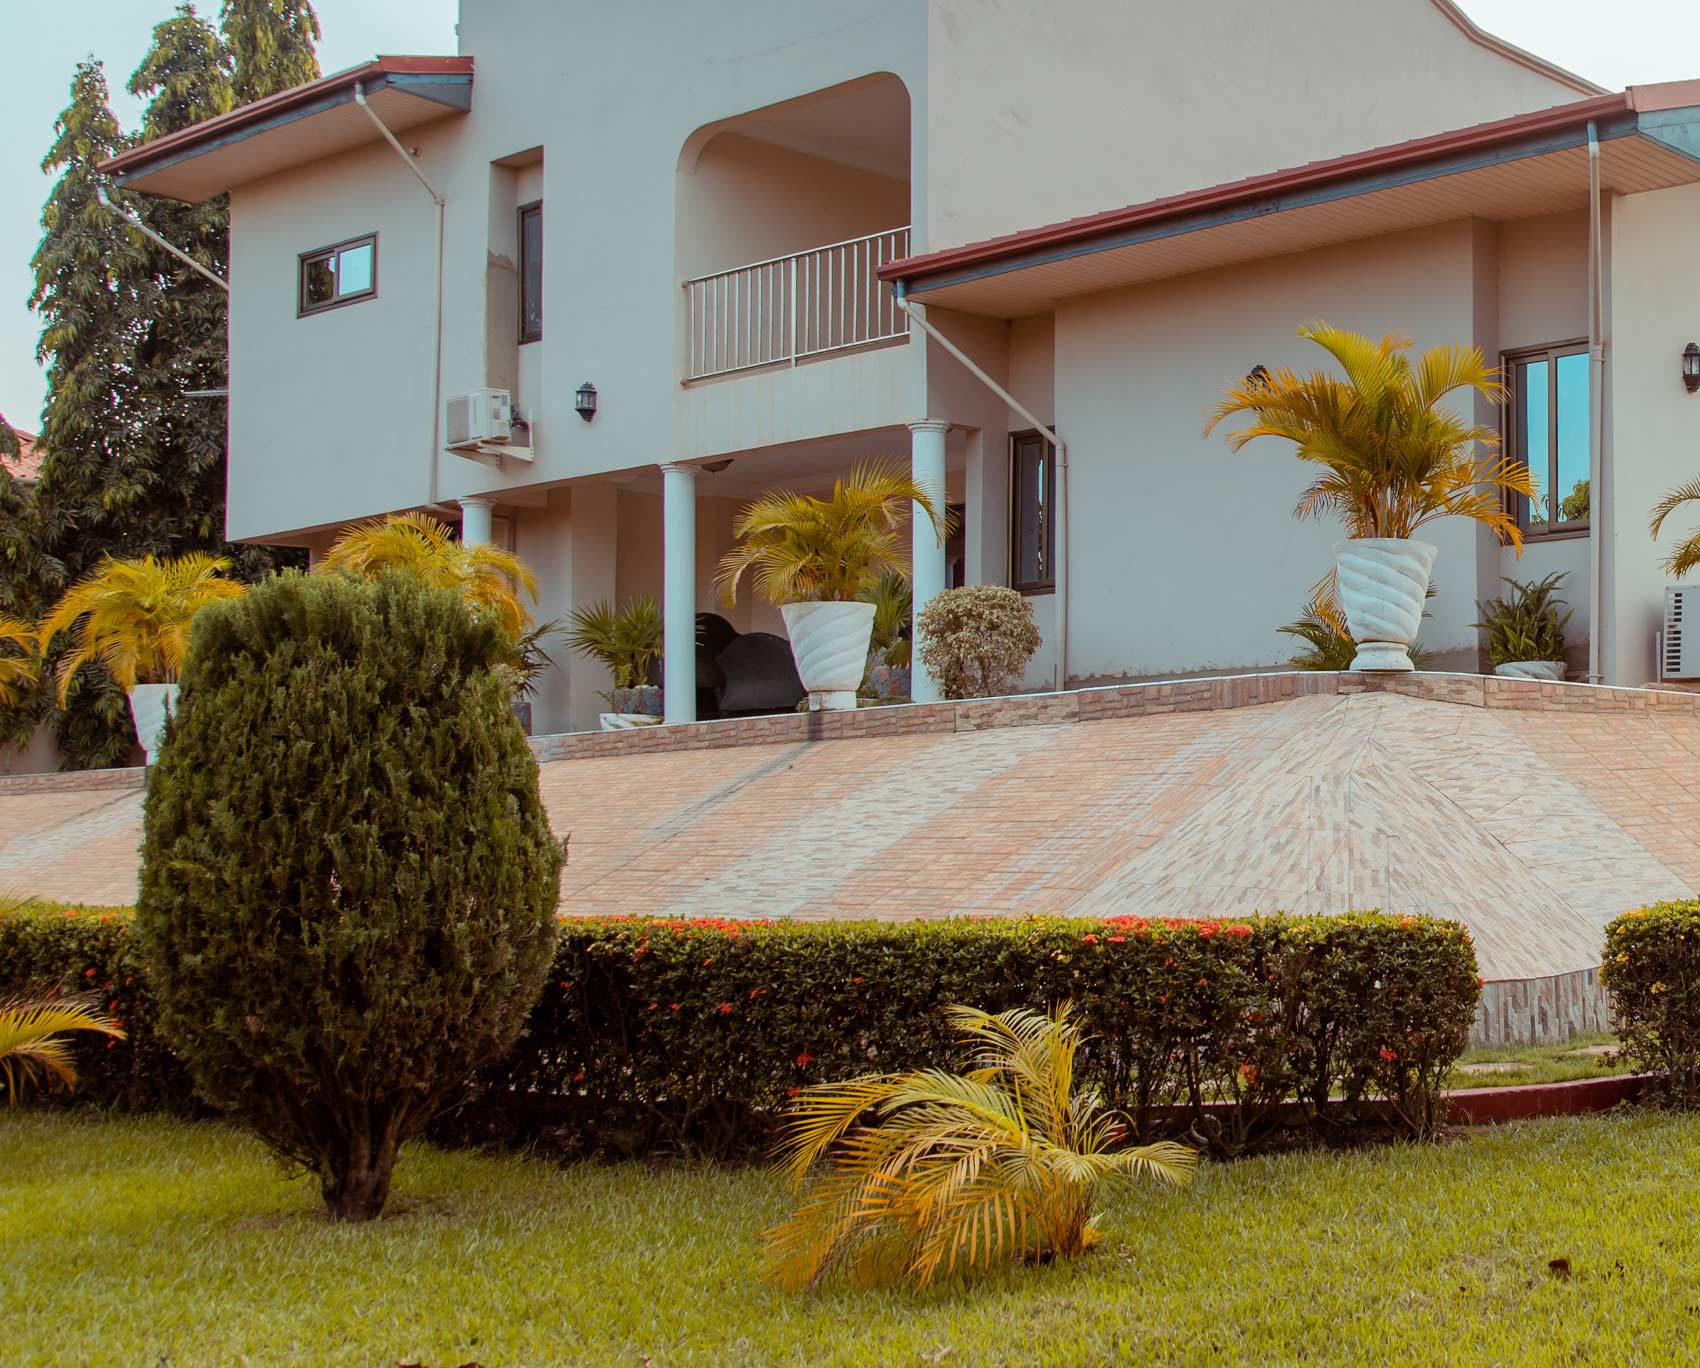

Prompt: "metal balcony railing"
[683,226,911,382]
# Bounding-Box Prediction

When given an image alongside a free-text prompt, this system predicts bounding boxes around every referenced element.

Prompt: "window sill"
[1012,583,1056,597]
[1520,527,1590,543]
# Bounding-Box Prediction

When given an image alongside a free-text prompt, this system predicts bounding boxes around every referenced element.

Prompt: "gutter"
[355,82,447,511]
[1587,120,1606,683]
[895,285,1071,692]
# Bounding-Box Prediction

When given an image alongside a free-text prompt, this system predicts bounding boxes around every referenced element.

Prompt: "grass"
[8,1111,1700,1366]
[1446,1033,1628,1089]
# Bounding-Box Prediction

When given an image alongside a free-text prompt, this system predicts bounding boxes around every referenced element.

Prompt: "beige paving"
[3,690,1694,979]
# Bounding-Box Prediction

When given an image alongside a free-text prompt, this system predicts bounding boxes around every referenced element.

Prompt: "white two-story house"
[102,1,1700,733]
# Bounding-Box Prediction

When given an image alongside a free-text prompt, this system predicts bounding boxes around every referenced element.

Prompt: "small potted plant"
[505,618,561,734]
[563,595,665,730]
[1474,572,1572,680]
[39,553,246,763]
[717,462,948,711]
[1207,323,1534,671]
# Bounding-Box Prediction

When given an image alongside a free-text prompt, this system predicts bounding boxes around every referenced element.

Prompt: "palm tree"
[0,617,39,709]
[1205,323,1532,547]
[563,595,664,691]
[762,1004,1196,1291]
[1650,478,1700,578]
[39,553,247,701]
[0,996,126,1104]
[860,570,913,667]
[717,462,952,608]
[317,512,539,640]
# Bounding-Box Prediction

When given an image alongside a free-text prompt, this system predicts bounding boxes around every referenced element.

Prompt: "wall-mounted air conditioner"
[445,388,513,449]
[1664,586,1700,679]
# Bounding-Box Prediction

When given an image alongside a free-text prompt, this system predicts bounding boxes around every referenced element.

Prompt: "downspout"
[355,82,448,510]
[895,284,1070,692]
[1586,120,1606,683]
[97,185,230,292]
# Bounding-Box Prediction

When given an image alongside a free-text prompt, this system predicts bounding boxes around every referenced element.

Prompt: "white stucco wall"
[924,0,1589,250]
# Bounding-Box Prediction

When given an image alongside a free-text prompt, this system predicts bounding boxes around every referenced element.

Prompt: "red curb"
[1445,1073,1650,1124]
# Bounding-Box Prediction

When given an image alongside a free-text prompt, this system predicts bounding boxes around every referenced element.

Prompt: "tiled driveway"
[6,690,1698,980]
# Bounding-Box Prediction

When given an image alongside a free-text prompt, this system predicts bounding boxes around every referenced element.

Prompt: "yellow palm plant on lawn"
[1649,478,1700,578]
[317,511,539,640]
[0,616,40,708]
[39,553,247,700]
[762,1004,1197,1291]
[716,461,953,607]
[0,996,126,1104]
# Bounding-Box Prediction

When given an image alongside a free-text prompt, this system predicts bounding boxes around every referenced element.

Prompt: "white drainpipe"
[894,289,1070,693]
[1586,120,1606,683]
[355,83,448,511]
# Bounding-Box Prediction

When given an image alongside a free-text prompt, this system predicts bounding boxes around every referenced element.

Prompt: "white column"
[458,496,494,548]
[908,420,950,704]
[660,462,698,726]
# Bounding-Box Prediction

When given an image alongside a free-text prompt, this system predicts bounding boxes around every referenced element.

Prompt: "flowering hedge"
[1603,900,1700,1105]
[2,904,1479,1152]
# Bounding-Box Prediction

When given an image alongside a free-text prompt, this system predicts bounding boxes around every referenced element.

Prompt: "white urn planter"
[1494,660,1566,681]
[1333,537,1438,672]
[127,682,179,765]
[600,712,662,731]
[781,600,875,711]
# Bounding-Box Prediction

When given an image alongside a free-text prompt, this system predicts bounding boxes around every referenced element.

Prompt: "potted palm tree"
[717,462,948,711]
[1207,323,1533,671]
[563,595,665,730]
[39,553,247,763]
[1474,573,1572,680]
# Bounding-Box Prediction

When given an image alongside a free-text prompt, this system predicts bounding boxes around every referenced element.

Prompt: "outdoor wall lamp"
[575,381,598,421]
[1246,364,1271,390]
[1684,344,1700,394]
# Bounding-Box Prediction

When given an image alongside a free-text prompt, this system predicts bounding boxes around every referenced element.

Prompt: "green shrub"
[2,906,1479,1154]
[1603,900,1700,1104]
[916,585,1042,699]
[135,571,564,1221]
[1473,572,1572,667]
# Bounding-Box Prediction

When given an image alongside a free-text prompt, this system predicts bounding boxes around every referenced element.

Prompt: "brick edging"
[527,670,1700,763]
[0,765,145,796]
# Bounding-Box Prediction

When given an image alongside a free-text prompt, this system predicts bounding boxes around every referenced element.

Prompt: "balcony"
[682,227,911,383]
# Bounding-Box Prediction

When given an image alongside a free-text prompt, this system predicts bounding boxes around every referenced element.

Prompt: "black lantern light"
[1684,344,1700,394]
[1246,364,1271,390]
[575,381,598,421]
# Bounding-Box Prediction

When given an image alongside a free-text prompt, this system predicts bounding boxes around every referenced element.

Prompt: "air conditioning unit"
[1664,586,1700,679]
[445,388,512,448]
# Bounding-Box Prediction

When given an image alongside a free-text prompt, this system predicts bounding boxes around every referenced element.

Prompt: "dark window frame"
[1009,428,1058,595]
[297,232,379,317]
[518,200,543,344]
[1503,338,1590,540]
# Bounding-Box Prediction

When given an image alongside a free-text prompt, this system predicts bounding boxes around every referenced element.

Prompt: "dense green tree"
[221,0,320,103]
[8,5,322,768]
[138,571,564,1221]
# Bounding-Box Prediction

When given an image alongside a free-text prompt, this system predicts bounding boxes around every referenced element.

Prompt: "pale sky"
[1,1,1698,433]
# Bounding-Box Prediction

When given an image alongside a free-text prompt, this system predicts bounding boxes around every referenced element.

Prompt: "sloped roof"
[3,429,40,484]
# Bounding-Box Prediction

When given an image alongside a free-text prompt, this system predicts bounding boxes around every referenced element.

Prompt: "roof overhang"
[882,84,1700,318]
[100,56,474,203]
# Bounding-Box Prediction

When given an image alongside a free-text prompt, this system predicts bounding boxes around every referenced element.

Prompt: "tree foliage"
[136,571,564,1221]
[4,5,320,767]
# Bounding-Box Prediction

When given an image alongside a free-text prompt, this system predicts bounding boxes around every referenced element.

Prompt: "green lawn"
[7,1110,1700,1367]
[1446,1033,1628,1089]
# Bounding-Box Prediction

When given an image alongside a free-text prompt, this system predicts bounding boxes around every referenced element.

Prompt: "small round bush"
[136,570,563,1220]
[916,585,1042,700]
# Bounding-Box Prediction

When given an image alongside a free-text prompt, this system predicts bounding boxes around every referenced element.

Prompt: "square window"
[1506,342,1589,534]
[298,234,377,316]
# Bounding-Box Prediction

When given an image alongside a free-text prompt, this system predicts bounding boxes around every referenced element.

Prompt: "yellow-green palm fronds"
[717,461,956,609]
[0,616,40,709]
[0,996,126,1103]
[1205,322,1528,548]
[762,1003,1196,1291]
[39,553,246,701]
[317,511,539,640]
[1650,477,1700,578]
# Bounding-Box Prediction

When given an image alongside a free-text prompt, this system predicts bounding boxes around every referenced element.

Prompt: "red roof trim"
[881,90,1632,287]
[99,55,473,179]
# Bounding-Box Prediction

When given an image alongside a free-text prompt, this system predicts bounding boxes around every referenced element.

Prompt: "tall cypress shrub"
[136,571,563,1220]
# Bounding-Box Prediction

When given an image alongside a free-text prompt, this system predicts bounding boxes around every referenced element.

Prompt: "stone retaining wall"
[1474,968,1613,1049]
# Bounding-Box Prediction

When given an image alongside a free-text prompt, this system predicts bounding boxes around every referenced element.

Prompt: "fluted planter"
[1333,537,1437,672]
[781,600,875,711]
[127,682,178,765]
[1494,660,1566,681]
